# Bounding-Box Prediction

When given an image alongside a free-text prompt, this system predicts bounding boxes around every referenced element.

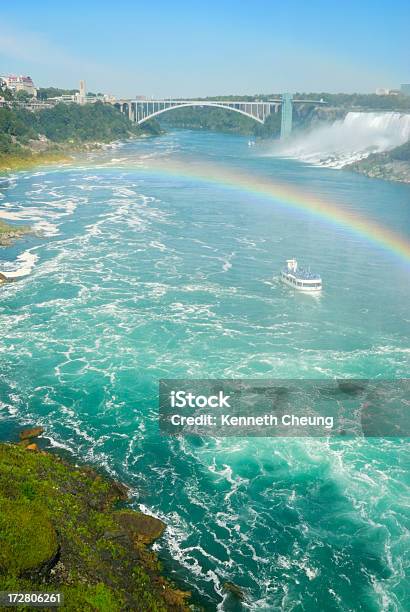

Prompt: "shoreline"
[0,219,31,247]
[0,220,35,283]
[348,156,410,184]
[0,426,193,611]
[0,150,71,174]
[0,139,120,175]
[0,130,160,175]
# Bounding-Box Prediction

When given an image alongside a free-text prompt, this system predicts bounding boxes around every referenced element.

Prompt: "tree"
[0,84,13,101]
[15,90,33,103]
[36,87,79,100]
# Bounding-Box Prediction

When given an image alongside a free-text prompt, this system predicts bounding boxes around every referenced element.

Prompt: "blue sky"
[1,0,409,97]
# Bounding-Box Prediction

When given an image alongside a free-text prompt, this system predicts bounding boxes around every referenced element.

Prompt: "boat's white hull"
[281,274,322,292]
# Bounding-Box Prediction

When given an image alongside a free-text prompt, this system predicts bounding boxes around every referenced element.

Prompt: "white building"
[1,75,37,96]
[375,87,400,96]
[375,88,390,96]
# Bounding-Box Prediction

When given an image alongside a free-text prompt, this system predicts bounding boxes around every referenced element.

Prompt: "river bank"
[0,150,70,173]
[0,219,32,284]
[0,137,157,174]
[0,428,191,611]
[0,99,162,176]
[0,219,31,247]
[0,138,137,174]
[348,148,410,184]
[0,219,34,283]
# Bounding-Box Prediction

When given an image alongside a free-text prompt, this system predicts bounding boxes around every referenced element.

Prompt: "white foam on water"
[101,141,125,150]
[42,435,74,454]
[0,249,38,278]
[0,400,18,416]
[33,220,60,236]
[149,240,167,252]
[112,187,137,197]
[0,210,29,221]
[221,252,235,272]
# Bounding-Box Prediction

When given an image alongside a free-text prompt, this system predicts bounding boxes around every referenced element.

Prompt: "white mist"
[269,112,410,168]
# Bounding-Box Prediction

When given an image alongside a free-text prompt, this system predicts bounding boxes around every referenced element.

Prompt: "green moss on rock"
[0,443,190,611]
[0,220,31,248]
[0,498,58,575]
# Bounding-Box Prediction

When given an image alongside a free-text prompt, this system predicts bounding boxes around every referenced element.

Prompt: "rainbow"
[104,157,410,265]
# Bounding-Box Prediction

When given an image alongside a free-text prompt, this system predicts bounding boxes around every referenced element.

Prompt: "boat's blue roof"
[282,267,321,280]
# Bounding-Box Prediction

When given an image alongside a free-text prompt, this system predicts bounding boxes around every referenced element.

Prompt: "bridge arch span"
[117,96,325,138]
[135,101,267,125]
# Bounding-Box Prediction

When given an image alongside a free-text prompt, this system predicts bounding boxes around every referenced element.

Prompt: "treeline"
[37,87,79,100]
[0,101,160,158]
[33,102,159,142]
[36,88,104,100]
[158,104,328,138]
[0,107,37,156]
[193,92,410,111]
[293,92,410,111]
[159,106,282,137]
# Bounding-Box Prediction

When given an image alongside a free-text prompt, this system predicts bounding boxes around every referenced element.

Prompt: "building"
[375,87,400,96]
[76,80,87,104]
[1,75,37,97]
[401,84,410,96]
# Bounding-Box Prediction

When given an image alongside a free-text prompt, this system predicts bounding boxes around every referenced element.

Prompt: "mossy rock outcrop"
[116,510,166,545]
[0,220,30,247]
[0,443,190,611]
[19,426,45,441]
[0,498,58,576]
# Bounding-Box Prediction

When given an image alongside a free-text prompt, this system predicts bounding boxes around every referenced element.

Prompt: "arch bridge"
[114,94,326,138]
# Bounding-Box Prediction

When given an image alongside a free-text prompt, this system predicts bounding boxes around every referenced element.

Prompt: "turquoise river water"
[0,130,409,610]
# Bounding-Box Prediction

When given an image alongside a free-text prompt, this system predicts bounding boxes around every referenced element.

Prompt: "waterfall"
[270,111,410,168]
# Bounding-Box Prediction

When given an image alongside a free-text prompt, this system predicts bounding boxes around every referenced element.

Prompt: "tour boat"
[280,259,322,292]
